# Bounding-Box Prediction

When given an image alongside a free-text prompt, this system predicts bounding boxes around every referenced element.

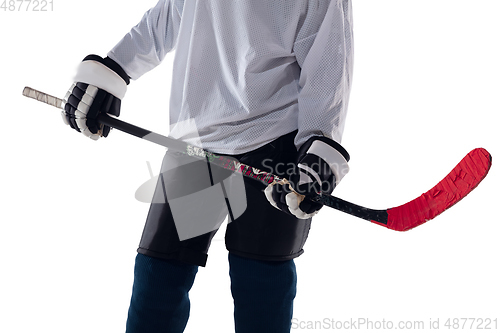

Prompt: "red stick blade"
[386,148,492,231]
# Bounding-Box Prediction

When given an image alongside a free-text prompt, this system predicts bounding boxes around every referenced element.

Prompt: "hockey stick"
[22,86,492,231]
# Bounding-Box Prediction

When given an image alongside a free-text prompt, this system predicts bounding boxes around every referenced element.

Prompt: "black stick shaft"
[22,87,388,224]
[97,113,388,224]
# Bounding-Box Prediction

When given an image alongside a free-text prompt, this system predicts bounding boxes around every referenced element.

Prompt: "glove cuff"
[82,55,130,84]
[298,136,350,186]
[74,54,129,99]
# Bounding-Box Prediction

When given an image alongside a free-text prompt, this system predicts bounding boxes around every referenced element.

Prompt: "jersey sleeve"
[293,0,353,148]
[107,0,184,80]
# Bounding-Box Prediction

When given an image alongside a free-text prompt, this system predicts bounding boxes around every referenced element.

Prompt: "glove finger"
[60,111,70,126]
[264,185,279,209]
[66,93,83,111]
[75,117,88,133]
[103,93,114,113]
[86,89,107,120]
[276,184,294,214]
[108,97,121,117]
[298,199,322,215]
[75,82,98,114]
[86,118,101,135]
[268,183,288,213]
[63,103,74,129]
[65,105,80,131]
[72,82,87,100]
[284,191,300,211]
[75,82,89,94]
[101,97,120,137]
[65,83,89,112]
[270,183,284,206]
[80,126,100,140]
[285,193,315,219]
[75,96,91,116]
[99,94,115,137]
[86,89,109,135]
[101,125,111,138]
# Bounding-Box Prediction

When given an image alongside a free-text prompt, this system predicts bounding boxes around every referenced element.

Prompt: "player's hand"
[264,136,350,219]
[62,55,129,140]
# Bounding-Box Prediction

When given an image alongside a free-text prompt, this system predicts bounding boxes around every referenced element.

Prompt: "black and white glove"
[264,136,350,219]
[62,55,130,140]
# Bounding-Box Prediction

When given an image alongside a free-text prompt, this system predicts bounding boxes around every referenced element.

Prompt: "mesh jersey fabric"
[108,0,353,155]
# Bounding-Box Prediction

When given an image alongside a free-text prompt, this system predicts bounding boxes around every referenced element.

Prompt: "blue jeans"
[125,253,297,333]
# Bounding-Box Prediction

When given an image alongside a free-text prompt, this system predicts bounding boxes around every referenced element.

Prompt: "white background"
[1,1,499,332]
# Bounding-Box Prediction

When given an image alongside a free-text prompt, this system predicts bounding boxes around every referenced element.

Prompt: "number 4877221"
[1,0,53,11]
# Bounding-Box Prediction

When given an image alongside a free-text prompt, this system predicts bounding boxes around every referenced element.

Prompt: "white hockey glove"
[264,136,350,219]
[62,55,129,140]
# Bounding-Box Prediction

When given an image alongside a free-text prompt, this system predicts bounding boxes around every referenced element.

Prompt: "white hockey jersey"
[108,0,353,155]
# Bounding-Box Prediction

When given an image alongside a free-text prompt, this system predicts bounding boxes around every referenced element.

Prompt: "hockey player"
[61,1,353,332]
